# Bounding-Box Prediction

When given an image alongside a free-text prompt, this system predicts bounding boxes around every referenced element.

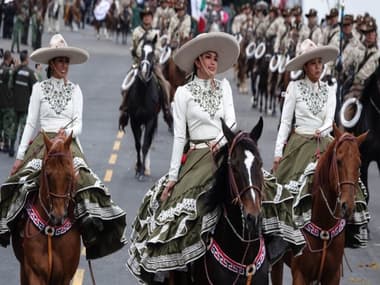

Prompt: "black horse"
[119,36,168,181]
[115,6,130,45]
[191,118,269,284]
[342,65,380,202]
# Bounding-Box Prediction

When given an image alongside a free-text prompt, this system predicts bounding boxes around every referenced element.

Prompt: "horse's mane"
[312,138,336,194]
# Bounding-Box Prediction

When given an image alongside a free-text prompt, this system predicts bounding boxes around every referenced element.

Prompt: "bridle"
[319,133,358,220]
[40,150,75,224]
[227,131,262,206]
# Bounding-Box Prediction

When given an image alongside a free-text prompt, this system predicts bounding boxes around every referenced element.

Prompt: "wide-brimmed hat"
[305,8,317,18]
[329,8,339,18]
[343,14,354,25]
[361,18,377,33]
[140,5,153,18]
[173,32,240,74]
[286,39,338,71]
[30,34,89,64]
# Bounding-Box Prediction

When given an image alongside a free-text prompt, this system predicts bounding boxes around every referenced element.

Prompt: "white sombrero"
[285,39,338,71]
[173,32,240,74]
[30,34,89,65]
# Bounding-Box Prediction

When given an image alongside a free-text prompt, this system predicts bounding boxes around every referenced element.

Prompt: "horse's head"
[329,125,368,219]
[139,35,157,82]
[221,117,264,235]
[40,131,75,226]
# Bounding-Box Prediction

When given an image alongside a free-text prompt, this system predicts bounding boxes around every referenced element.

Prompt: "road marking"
[104,169,113,182]
[72,268,85,285]
[109,153,117,165]
[113,141,121,151]
[117,131,124,139]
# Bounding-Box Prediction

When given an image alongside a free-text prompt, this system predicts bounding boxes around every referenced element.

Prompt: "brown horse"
[12,132,80,285]
[271,126,367,285]
[64,0,82,31]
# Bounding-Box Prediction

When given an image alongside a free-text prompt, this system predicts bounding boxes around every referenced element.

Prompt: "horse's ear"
[221,118,234,143]
[357,130,369,146]
[42,131,53,152]
[333,123,342,138]
[250,117,263,142]
[64,131,73,150]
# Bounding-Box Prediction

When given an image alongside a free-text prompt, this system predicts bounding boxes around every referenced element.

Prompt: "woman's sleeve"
[16,83,41,160]
[65,84,83,137]
[216,79,237,146]
[274,81,296,158]
[318,83,336,136]
[168,86,188,181]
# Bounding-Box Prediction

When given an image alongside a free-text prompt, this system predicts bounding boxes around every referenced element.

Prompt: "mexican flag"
[191,0,207,33]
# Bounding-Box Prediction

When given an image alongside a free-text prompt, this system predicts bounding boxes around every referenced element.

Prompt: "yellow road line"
[113,141,121,151]
[72,268,85,285]
[117,131,124,139]
[109,153,117,165]
[104,169,113,182]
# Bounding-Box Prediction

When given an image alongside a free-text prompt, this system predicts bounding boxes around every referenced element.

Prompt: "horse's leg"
[141,119,158,179]
[130,120,143,179]
[270,259,284,285]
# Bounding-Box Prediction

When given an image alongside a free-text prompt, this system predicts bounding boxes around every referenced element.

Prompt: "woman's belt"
[189,139,216,150]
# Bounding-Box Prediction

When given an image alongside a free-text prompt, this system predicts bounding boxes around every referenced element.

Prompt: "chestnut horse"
[271,126,367,285]
[12,132,80,285]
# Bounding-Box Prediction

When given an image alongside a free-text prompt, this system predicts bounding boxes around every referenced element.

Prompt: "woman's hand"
[272,156,282,173]
[10,159,23,176]
[160,180,176,202]
[208,141,220,155]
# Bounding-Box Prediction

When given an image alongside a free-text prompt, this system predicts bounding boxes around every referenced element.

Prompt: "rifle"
[336,0,345,106]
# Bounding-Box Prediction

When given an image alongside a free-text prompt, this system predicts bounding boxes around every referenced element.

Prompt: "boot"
[80,216,104,247]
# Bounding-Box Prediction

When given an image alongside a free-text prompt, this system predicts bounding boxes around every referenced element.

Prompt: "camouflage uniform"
[11,7,26,53]
[0,62,16,154]
[152,5,175,35]
[343,19,379,121]
[297,9,323,53]
[167,13,191,46]
[10,63,38,147]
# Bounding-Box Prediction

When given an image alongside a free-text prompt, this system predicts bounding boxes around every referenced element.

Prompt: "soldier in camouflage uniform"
[335,15,365,88]
[167,0,191,48]
[10,50,38,155]
[323,8,340,46]
[152,0,175,35]
[130,6,172,125]
[0,51,16,156]
[11,1,26,54]
[296,8,323,53]
[343,18,379,122]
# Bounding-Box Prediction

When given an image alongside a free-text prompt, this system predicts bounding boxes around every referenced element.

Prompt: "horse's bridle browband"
[227,131,262,205]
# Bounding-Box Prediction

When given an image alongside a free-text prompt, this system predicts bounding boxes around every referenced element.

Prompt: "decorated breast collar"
[41,78,75,115]
[186,78,223,119]
[297,80,328,116]
[26,202,73,237]
[208,237,266,277]
[303,219,346,240]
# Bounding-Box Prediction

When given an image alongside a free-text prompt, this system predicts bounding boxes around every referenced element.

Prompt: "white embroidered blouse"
[168,76,236,181]
[16,77,83,160]
[274,77,336,158]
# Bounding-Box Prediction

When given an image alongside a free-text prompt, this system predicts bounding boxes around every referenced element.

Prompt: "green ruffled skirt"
[127,147,307,283]
[0,132,127,259]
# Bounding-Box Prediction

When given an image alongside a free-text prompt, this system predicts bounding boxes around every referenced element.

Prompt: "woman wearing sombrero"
[272,39,369,248]
[127,32,240,283]
[0,34,126,260]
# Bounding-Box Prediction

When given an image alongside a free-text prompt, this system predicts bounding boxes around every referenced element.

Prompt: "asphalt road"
[0,25,379,285]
